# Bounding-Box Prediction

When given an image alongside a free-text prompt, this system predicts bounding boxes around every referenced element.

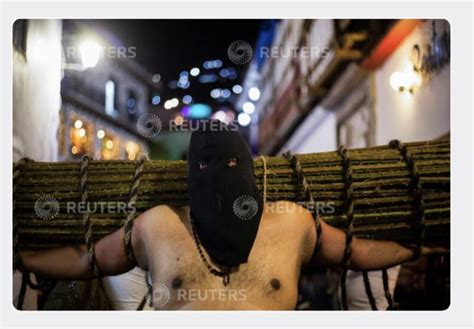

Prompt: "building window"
[126,90,138,120]
[13,19,28,58]
[105,80,116,115]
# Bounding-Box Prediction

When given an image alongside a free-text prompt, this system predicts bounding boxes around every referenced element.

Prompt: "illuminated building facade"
[58,21,159,161]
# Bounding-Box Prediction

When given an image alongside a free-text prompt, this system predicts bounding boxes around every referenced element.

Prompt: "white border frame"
[1,1,472,328]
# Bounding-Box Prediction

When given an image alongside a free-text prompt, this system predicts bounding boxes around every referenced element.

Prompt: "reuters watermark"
[137,113,162,138]
[34,195,60,220]
[152,282,248,309]
[64,45,137,61]
[169,119,239,132]
[33,194,135,220]
[266,201,336,215]
[66,201,135,214]
[153,282,172,308]
[177,288,247,302]
[259,46,330,59]
[137,117,241,137]
[227,40,331,64]
[233,195,259,220]
[227,40,253,65]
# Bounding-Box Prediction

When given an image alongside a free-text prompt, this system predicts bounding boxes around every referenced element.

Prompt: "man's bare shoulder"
[263,201,316,263]
[264,201,313,222]
[130,205,189,270]
[134,205,188,235]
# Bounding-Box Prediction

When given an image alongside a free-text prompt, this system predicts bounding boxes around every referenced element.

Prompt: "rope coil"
[337,145,355,310]
[382,268,395,309]
[282,151,323,257]
[124,155,148,265]
[362,271,378,310]
[80,155,100,276]
[389,139,426,261]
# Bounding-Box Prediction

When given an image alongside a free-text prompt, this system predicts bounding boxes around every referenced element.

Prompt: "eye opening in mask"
[198,161,208,170]
[227,157,238,167]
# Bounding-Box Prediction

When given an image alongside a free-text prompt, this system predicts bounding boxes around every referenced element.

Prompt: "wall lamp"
[390,64,422,94]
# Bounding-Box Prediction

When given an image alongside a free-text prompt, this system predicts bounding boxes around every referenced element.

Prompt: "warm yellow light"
[390,65,422,93]
[390,72,405,91]
[102,150,112,160]
[97,129,105,139]
[408,70,422,88]
[413,75,422,87]
[126,141,139,153]
[128,152,136,160]
[78,128,86,137]
[71,146,78,154]
[105,139,114,149]
[74,120,83,129]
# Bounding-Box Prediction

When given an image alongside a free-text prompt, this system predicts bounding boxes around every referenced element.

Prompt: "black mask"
[187,124,263,267]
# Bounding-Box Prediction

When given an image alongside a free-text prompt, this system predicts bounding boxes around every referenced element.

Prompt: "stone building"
[59,21,159,161]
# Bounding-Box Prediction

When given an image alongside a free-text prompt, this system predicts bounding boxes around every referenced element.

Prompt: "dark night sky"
[77,19,263,108]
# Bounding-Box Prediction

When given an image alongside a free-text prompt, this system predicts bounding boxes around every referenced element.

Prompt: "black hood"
[187,123,263,267]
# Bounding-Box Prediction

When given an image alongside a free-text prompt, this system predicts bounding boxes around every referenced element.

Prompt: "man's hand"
[421,245,450,255]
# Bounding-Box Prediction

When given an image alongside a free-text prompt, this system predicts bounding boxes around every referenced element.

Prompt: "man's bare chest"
[145,220,302,309]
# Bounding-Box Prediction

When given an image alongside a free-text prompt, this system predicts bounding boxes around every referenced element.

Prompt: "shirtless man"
[19,126,441,310]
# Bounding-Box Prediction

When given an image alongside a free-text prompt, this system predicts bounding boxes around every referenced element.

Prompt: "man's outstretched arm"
[311,218,446,271]
[19,221,142,280]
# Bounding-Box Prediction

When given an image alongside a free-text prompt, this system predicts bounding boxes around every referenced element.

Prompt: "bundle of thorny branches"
[13,139,449,250]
